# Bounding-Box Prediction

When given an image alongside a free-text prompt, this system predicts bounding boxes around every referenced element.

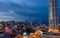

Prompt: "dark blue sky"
[0,0,60,23]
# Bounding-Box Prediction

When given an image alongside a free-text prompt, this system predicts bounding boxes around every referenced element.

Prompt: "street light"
[41,31,43,35]
[23,32,28,38]
[23,32,27,36]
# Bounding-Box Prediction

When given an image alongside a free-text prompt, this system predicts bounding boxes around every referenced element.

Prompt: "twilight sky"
[0,0,60,23]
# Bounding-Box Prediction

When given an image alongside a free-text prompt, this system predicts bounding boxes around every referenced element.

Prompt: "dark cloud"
[0,0,60,23]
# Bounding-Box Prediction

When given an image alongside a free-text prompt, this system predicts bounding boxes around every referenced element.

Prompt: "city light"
[23,32,27,36]
[0,0,60,38]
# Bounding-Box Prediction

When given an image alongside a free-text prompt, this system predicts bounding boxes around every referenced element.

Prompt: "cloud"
[7,10,16,14]
[0,0,59,23]
[0,0,48,7]
[0,16,14,18]
[10,10,15,13]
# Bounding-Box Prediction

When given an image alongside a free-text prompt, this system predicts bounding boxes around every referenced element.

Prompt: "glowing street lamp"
[22,32,28,38]
[23,32,27,36]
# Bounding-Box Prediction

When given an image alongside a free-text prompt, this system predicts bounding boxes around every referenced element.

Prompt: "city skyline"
[0,0,60,23]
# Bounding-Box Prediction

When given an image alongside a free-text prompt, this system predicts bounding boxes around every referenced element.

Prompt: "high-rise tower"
[48,0,59,33]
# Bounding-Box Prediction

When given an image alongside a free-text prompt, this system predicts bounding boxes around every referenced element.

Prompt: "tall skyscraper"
[48,0,59,33]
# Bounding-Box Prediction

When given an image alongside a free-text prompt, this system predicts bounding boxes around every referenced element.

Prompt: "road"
[0,33,13,38]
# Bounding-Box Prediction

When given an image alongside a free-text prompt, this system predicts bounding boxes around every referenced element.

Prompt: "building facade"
[48,0,59,32]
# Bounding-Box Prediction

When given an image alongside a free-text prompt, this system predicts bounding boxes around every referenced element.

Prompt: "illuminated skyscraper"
[48,0,59,33]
